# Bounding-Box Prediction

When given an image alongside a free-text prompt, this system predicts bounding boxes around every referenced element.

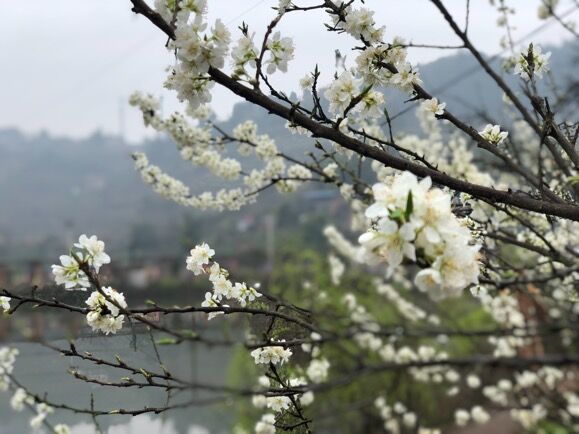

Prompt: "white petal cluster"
[359,171,481,299]
[538,0,559,19]
[375,396,438,434]
[510,404,547,430]
[30,402,54,429]
[85,287,127,335]
[255,413,276,434]
[54,425,72,434]
[514,44,551,80]
[0,347,18,391]
[328,254,345,285]
[421,98,446,116]
[231,33,258,79]
[51,234,110,290]
[476,289,527,357]
[10,388,32,411]
[161,1,230,111]
[332,6,384,44]
[479,124,509,145]
[129,102,311,211]
[75,234,111,272]
[251,344,292,366]
[265,31,294,74]
[323,225,362,262]
[0,296,10,313]
[186,243,261,317]
[324,71,384,118]
[185,242,215,275]
[51,254,90,290]
[3,379,59,430]
[306,358,330,383]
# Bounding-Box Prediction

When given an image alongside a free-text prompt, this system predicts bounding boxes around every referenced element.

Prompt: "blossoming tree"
[2,0,579,432]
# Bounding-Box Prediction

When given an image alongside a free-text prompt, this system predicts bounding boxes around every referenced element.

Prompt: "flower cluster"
[51,234,111,290]
[479,124,509,145]
[421,98,446,117]
[250,344,292,366]
[265,31,294,74]
[331,6,384,44]
[252,374,314,419]
[359,171,481,299]
[130,96,314,212]
[0,296,10,313]
[0,347,18,391]
[514,44,550,80]
[156,0,231,110]
[538,0,559,19]
[51,235,127,335]
[454,406,490,426]
[375,396,438,434]
[231,33,258,79]
[185,242,215,275]
[85,287,128,335]
[186,242,261,318]
[324,71,385,118]
[255,413,276,434]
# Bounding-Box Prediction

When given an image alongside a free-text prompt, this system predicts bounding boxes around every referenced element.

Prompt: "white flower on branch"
[186,242,215,275]
[54,425,71,434]
[324,71,359,116]
[255,413,276,434]
[85,287,127,335]
[30,402,53,429]
[360,171,481,299]
[251,344,292,366]
[266,395,291,412]
[479,124,509,145]
[10,388,32,412]
[265,31,294,74]
[421,98,446,116]
[454,408,470,426]
[514,44,550,80]
[0,296,10,313]
[306,358,330,383]
[74,234,111,272]
[231,33,258,79]
[51,255,90,290]
[52,234,111,290]
[334,7,384,44]
[328,254,345,285]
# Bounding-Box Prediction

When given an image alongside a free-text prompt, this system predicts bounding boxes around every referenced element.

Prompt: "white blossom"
[421,98,446,116]
[186,242,215,275]
[454,408,470,426]
[75,234,111,271]
[514,44,551,80]
[51,255,90,290]
[479,124,508,145]
[255,413,276,434]
[265,32,294,74]
[0,296,10,313]
[85,287,127,335]
[251,344,292,365]
[306,358,330,383]
[54,425,72,434]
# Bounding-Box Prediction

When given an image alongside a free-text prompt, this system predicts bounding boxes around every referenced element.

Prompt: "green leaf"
[155,337,178,345]
[404,191,414,221]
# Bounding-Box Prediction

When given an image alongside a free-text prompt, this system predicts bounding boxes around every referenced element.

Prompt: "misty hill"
[0,41,575,258]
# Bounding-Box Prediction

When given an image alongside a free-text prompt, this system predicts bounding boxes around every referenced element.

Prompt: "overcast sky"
[0,0,576,142]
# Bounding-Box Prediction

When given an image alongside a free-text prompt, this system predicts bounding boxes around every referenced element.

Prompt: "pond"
[0,330,237,434]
